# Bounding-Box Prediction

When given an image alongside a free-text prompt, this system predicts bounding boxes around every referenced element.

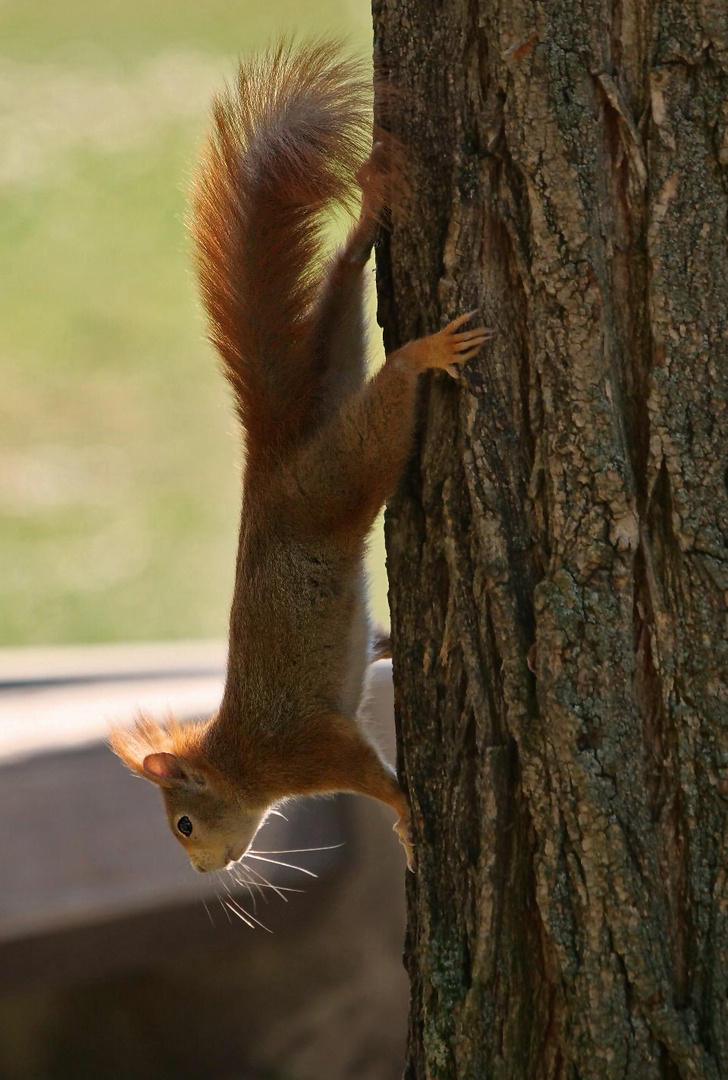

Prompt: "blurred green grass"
[0,0,389,645]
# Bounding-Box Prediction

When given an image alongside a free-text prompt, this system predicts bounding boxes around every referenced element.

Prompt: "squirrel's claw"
[394,813,415,871]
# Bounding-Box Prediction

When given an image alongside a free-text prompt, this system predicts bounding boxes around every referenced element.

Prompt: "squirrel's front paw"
[395,312,494,379]
[394,813,415,872]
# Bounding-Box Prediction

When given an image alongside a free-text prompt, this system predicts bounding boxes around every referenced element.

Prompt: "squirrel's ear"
[142,752,186,785]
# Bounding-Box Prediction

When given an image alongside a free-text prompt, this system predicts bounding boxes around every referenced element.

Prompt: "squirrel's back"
[191,41,370,469]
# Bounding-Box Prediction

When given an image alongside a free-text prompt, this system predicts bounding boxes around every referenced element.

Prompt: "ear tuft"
[142,752,186,785]
[109,714,167,777]
[109,711,215,785]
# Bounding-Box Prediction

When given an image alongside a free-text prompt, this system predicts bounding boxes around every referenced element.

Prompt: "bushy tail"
[191,40,370,467]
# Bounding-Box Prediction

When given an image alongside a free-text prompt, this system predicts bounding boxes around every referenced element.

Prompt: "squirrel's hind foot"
[394,813,415,872]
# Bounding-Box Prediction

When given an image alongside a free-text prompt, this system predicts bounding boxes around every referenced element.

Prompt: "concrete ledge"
[0,639,227,687]
[0,639,227,760]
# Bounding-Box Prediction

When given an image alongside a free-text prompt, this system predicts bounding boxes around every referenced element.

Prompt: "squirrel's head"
[110,715,266,873]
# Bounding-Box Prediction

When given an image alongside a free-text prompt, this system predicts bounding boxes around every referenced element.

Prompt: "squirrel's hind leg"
[310,211,376,422]
[309,142,390,424]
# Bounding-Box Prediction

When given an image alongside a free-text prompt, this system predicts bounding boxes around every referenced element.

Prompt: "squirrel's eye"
[177,816,193,837]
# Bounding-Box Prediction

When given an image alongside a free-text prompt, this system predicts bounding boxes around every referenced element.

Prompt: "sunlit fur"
[190,38,371,467]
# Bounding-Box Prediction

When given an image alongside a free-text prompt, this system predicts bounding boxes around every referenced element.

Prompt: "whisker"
[221,880,252,922]
[266,809,288,821]
[215,872,234,923]
[219,871,272,932]
[254,883,305,893]
[246,853,318,878]
[235,872,258,913]
[217,893,232,923]
[224,898,256,930]
[244,862,292,902]
[228,863,264,910]
[226,861,244,887]
[249,844,344,855]
[201,895,215,927]
[224,893,272,934]
[238,866,267,907]
[242,864,305,895]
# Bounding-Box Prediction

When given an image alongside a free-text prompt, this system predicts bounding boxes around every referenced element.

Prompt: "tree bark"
[372,2,728,1077]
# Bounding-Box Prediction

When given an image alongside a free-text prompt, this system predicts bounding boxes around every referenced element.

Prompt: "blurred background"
[0,1,406,1077]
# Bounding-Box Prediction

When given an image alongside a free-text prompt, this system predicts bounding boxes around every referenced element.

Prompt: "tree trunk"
[372,2,728,1077]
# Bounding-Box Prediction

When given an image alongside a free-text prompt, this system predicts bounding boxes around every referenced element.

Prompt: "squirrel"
[110,41,491,874]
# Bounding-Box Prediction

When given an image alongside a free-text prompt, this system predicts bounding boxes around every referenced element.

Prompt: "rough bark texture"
[372,1,728,1077]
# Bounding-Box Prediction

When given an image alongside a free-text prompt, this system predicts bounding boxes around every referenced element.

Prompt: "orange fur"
[191,40,370,468]
[109,714,212,778]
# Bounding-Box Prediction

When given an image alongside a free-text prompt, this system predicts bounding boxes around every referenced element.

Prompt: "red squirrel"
[110,41,491,874]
